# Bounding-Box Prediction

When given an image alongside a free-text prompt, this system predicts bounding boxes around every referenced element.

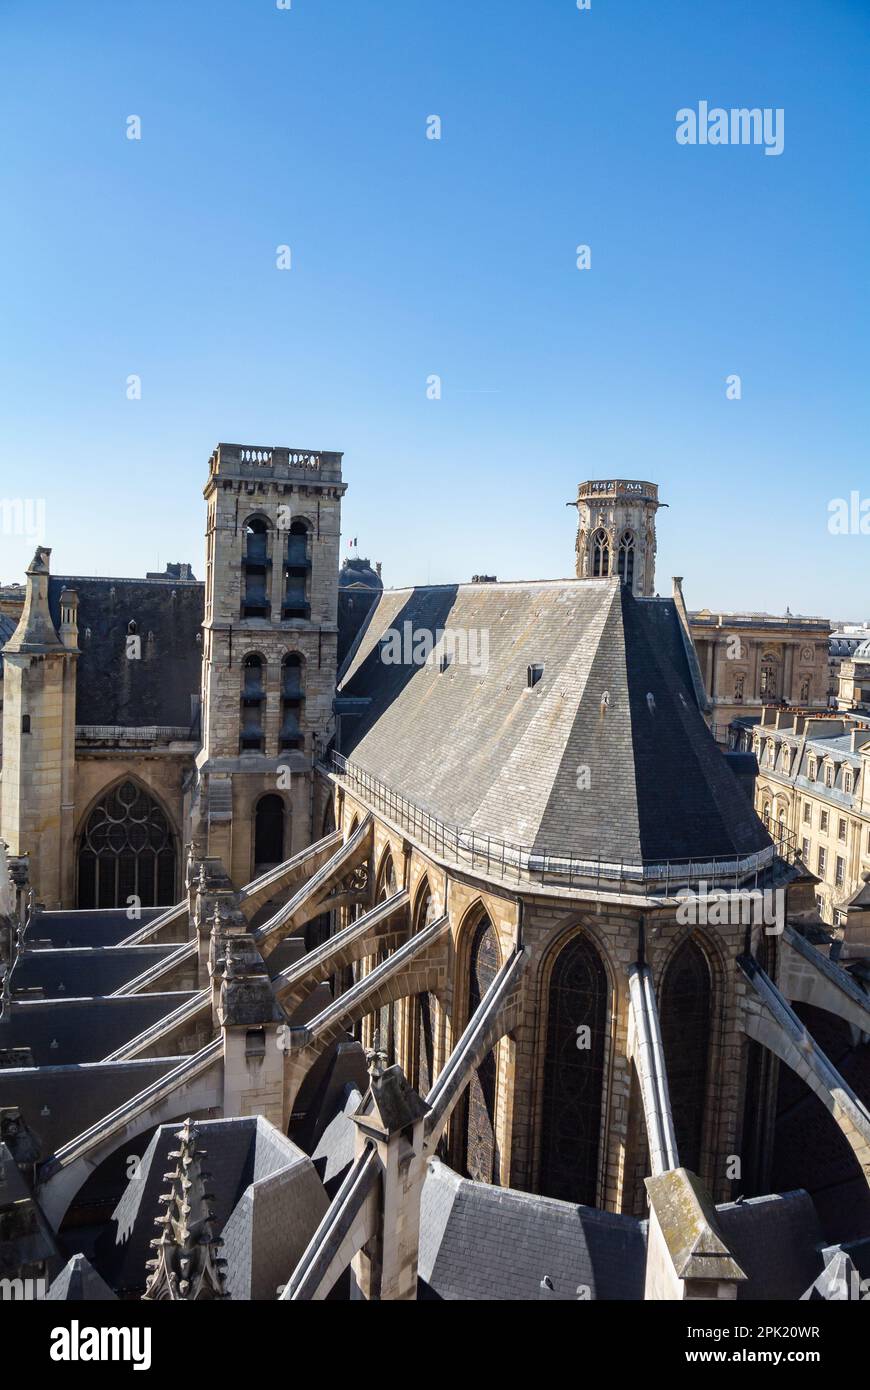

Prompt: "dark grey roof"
[337,586,379,670]
[339,580,770,863]
[46,1252,118,1300]
[1,1058,182,1158]
[0,1141,60,1274]
[310,1086,361,1195]
[0,993,198,1065]
[418,1159,646,1301]
[48,576,203,728]
[339,557,382,591]
[0,613,17,673]
[716,1190,824,1300]
[10,943,180,998]
[110,1116,317,1296]
[25,908,166,950]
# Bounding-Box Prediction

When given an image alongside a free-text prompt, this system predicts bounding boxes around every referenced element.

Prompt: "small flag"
[348,537,357,549]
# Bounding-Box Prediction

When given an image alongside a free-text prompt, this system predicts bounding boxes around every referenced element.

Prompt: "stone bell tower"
[195,443,346,886]
[569,479,664,598]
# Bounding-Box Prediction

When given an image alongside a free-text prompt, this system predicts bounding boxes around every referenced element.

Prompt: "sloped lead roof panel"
[339,579,770,865]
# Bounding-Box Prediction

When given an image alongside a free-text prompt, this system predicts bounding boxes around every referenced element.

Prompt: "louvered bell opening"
[245,532,268,565]
[285,538,309,568]
[240,706,264,752]
[280,702,302,751]
[243,579,269,618]
[282,583,309,619]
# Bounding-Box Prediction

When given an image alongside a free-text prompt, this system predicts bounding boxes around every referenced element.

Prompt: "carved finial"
[142,1118,228,1301]
[365,1030,388,1081]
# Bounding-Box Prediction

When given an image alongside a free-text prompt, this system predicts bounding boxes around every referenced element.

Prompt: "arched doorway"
[462,914,501,1184]
[538,931,607,1205]
[254,794,285,867]
[660,937,711,1173]
[77,780,177,909]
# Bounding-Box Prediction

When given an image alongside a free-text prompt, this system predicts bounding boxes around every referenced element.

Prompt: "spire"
[142,1118,228,1300]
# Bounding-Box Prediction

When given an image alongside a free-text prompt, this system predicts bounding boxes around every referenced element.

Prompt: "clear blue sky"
[0,0,867,617]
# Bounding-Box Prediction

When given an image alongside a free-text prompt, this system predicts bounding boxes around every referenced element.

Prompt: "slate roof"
[716,1190,825,1300]
[25,907,166,950]
[0,1058,183,1157]
[418,1159,646,1300]
[339,579,770,864]
[337,586,379,671]
[9,943,181,999]
[310,1086,362,1196]
[46,1252,118,1300]
[110,1116,323,1297]
[0,613,16,673]
[0,1140,60,1274]
[0,993,198,1065]
[47,576,204,728]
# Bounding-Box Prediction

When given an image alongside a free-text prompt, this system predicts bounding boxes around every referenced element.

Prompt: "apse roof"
[338,579,770,866]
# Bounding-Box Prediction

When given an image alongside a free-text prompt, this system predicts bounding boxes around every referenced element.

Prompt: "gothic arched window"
[78,780,176,909]
[591,528,610,578]
[462,915,501,1184]
[539,932,607,1205]
[617,529,635,587]
[411,882,438,1094]
[660,938,711,1173]
[254,794,285,866]
[371,853,399,1061]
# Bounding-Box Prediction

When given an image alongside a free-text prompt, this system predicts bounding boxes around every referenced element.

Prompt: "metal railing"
[325,752,797,894]
[76,725,193,743]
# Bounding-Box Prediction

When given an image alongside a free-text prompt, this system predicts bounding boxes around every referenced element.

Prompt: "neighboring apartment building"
[750,706,870,928]
[835,637,870,714]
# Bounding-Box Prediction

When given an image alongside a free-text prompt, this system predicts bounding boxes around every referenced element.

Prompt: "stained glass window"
[539,933,607,1205]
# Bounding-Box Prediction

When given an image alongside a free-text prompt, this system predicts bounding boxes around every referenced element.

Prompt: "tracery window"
[660,939,711,1173]
[78,780,176,909]
[375,853,398,1062]
[462,916,500,1184]
[538,932,607,1205]
[617,529,635,587]
[591,528,610,578]
[411,884,439,1095]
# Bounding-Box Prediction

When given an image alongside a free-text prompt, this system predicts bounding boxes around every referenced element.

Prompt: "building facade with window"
[0,443,347,907]
[689,612,832,736]
[750,706,870,927]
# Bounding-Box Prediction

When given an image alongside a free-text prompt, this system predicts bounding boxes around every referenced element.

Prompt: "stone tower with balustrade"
[570,479,664,597]
[195,443,346,885]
